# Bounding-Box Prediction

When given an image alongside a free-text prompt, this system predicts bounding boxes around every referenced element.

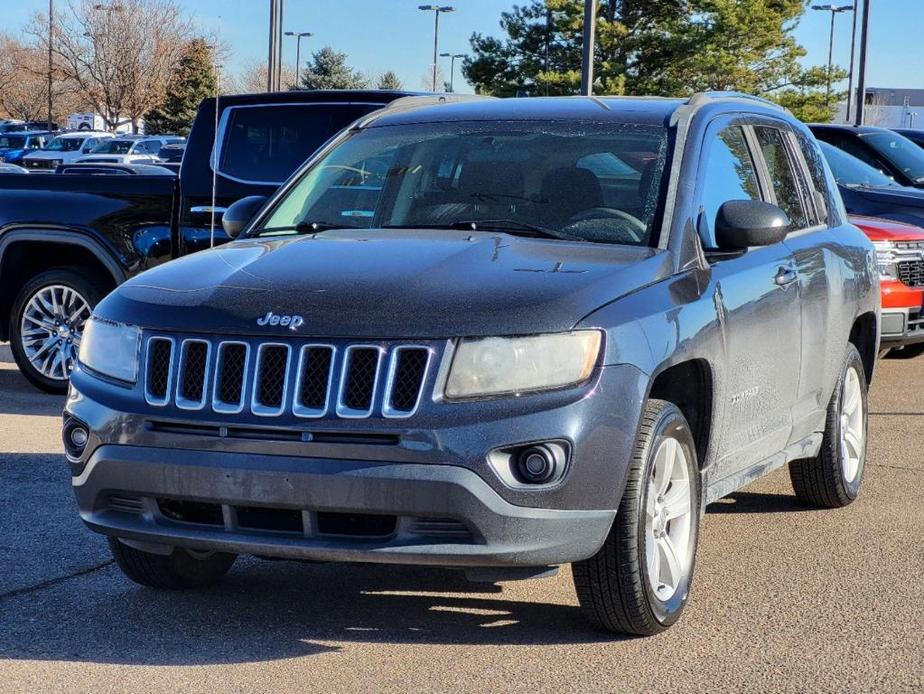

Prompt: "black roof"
[808,123,896,136]
[201,89,422,110]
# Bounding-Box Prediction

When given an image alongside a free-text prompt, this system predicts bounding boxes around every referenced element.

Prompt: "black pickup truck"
[0,89,412,392]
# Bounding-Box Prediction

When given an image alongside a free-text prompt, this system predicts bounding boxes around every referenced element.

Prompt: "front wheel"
[109,538,237,589]
[9,269,106,393]
[789,344,868,508]
[572,399,700,636]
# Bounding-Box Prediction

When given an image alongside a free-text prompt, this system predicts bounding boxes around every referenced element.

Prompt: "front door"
[697,121,803,480]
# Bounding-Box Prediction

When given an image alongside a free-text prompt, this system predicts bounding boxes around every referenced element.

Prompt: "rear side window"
[753,126,808,229]
[216,103,383,185]
[796,132,838,225]
[699,125,762,248]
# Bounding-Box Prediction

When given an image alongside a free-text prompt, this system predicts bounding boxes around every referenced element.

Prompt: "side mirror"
[715,200,791,250]
[222,195,268,239]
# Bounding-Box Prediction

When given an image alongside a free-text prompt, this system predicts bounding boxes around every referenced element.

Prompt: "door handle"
[190,205,227,215]
[774,267,798,287]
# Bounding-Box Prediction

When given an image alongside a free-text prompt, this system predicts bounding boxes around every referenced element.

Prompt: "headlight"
[444,331,602,400]
[78,317,141,383]
[872,240,898,279]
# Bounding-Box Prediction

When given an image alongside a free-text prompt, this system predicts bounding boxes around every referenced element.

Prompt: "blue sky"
[8,1,923,94]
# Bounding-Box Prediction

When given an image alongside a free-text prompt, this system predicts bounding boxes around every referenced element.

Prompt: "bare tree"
[229,60,268,94]
[0,33,83,123]
[32,0,193,131]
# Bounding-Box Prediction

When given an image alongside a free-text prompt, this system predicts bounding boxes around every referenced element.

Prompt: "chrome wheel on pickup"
[790,343,868,508]
[10,270,106,393]
[573,399,700,636]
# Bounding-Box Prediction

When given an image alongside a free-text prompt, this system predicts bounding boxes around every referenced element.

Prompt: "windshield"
[90,140,134,154]
[862,131,924,182]
[0,136,25,149]
[255,121,668,246]
[44,137,84,152]
[819,141,897,188]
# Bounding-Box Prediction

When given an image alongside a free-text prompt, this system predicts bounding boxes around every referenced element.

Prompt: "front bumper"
[880,280,924,345]
[74,445,615,567]
[67,363,647,568]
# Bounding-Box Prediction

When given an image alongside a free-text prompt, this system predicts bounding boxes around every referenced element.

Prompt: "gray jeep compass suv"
[64,93,879,636]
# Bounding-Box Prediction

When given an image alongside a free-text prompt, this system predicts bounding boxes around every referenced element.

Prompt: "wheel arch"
[0,230,125,341]
[848,311,877,385]
[646,358,715,470]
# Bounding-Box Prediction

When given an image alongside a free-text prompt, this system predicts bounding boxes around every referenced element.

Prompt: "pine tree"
[463,0,840,120]
[144,38,216,135]
[376,71,403,90]
[298,47,367,90]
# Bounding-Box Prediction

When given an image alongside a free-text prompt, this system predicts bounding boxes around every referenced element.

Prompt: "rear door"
[697,119,802,480]
[751,122,837,443]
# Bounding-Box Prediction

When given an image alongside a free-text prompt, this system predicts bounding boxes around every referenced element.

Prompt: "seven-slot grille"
[143,336,432,419]
[897,260,924,288]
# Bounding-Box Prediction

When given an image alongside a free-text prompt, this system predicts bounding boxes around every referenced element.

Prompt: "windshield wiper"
[384,219,581,241]
[253,221,349,236]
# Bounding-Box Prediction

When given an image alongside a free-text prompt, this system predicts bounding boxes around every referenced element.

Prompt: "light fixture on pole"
[418,5,454,92]
[439,52,465,92]
[284,30,312,88]
[811,4,854,107]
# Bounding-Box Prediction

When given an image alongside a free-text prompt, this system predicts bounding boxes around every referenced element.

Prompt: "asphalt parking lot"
[0,343,921,693]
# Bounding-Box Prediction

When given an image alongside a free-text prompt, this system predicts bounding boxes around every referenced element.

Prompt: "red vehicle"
[851,215,924,357]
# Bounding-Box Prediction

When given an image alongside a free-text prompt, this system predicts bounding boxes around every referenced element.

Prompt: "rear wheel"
[9,269,106,393]
[572,399,700,636]
[108,538,237,589]
[789,344,868,508]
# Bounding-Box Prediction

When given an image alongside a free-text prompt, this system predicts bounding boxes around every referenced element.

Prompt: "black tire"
[108,538,237,589]
[572,399,700,636]
[789,344,868,508]
[885,343,924,359]
[9,269,108,394]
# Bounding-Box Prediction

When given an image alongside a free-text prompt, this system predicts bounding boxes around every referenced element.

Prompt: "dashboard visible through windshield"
[256,120,670,246]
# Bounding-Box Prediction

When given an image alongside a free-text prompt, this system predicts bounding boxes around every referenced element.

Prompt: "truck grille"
[143,336,434,419]
[897,260,924,288]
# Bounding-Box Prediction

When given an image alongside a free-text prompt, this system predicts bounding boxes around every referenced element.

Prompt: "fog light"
[62,415,90,462]
[516,444,564,484]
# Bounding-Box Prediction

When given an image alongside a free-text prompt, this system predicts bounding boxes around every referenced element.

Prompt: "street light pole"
[285,31,312,89]
[419,5,454,92]
[845,1,858,122]
[440,52,465,92]
[811,4,853,108]
[47,0,53,130]
[580,0,596,96]
[854,0,871,126]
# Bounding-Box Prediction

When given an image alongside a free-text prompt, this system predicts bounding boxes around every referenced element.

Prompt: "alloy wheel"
[839,365,865,483]
[645,437,694,602]
[19,284,91,381]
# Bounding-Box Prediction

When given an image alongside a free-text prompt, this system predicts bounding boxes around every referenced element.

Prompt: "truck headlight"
[444,331,602,400]
[872,240,898,279]
[78,317,141,384]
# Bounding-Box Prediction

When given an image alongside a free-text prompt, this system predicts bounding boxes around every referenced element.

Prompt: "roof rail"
[687,91,787,112]
[356,93,496,127]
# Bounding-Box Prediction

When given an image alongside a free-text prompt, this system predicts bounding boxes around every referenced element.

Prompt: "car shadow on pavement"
[0,560,626,665]
[0,367,65,417]
[706,490,814,514]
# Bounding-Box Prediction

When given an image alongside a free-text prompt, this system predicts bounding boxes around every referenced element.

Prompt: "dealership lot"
[0,343,921,693]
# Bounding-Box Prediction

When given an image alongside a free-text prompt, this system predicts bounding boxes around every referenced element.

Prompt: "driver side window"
[699,126,761,249]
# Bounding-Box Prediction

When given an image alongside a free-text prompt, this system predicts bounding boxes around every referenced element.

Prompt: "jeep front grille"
[143,335,433,419]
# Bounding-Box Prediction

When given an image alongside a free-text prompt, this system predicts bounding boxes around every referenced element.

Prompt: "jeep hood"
[98,229,671,338]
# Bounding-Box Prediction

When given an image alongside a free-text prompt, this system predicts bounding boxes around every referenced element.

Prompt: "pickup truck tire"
[886,343,924,359]
[9,269,107,394]
[789,344,867,508]
[108,538,237,589]
[572,399,699,636]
